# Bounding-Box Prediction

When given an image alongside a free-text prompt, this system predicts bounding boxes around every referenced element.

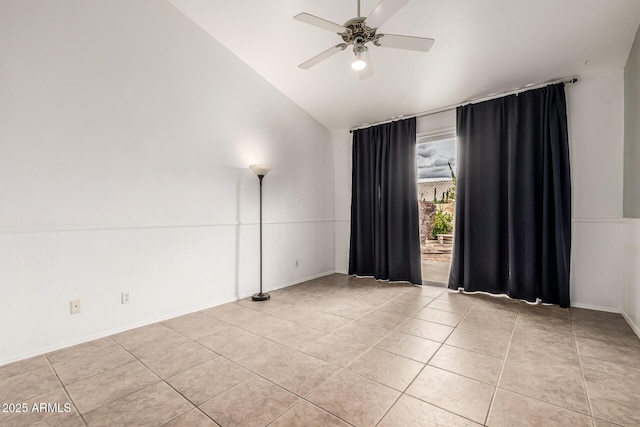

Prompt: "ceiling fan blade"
[294,13,347,34]
[376,34,435,52]
[298,44,347,70]
[358,51,374,80]
[365,0,410,29]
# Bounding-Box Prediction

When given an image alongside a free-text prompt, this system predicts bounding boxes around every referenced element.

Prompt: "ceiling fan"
[294,0,434,79]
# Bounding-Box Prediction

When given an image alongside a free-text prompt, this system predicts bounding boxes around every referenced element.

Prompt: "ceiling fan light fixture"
[352,52,367,70]
[295,0,434,75]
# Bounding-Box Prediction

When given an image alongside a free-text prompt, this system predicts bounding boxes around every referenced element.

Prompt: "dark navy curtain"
[449,83,571,307]
[349,117,422,285]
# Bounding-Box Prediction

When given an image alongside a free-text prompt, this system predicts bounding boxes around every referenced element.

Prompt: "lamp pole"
[249,164,272,301]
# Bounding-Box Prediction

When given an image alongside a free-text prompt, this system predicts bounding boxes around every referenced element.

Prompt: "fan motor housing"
[341,17,380,46]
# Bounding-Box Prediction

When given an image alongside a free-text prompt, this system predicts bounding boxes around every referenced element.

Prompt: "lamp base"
[252,292,271,301]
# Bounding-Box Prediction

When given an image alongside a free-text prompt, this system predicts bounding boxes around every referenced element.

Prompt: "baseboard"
[570,302,621,313]
[256,270,337,298]
[621,311,640,339]
[0,270,337,367]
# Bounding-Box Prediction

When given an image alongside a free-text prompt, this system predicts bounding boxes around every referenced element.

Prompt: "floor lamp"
[249,164,272,301]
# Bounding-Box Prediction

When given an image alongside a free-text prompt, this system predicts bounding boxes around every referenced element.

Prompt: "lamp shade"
[249,164,272,177]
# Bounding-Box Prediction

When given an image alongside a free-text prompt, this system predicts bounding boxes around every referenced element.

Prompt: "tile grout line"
[46,338,130,385]
[201,309,331,355]
[482,306,519,426]
[472,303,609,420]
[295,368,357,426]
[189,375,256,425]
[388,365,482,426]
[101,338,195,425]
[406,298,482,424]
[124,320,311,425]
[204,287,445,425]
[73,330,237,425]
[49,338,160,423]
[42,353,88,427]
[188,330,353,420]
[373,391,405,426]
[163,326,329,425]
[493,386,598,420]
[375,295,477,426]
[46,340,148,425]
[151,342,227,426]
[208,297,416,358]
[193,311,376,404]
[390,393,484,427]
[569,310,597,427]
[233,298,371,333]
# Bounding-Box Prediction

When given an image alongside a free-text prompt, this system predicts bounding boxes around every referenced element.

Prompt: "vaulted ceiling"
[168,0,640,131]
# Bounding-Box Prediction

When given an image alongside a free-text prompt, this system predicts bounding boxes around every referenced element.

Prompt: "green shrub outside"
[432,210,453,239]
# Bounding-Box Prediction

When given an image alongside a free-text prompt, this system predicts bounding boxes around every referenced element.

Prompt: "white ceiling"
[168,0,640,131]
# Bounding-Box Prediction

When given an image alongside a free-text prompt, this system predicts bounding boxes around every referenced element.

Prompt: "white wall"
[623,220,640,335]
[567,70,625,311]
[416,110,456,135]
[333,130,352,274]
[334,72,626,311]
[624,24,640,219]
[623,24,640,335]
[0,0,335,365]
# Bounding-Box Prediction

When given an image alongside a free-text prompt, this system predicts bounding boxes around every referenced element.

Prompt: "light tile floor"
[1,274,639,426]
[421,260,451,283]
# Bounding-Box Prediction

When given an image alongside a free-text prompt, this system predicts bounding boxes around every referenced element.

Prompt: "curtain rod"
[349,77,579,133]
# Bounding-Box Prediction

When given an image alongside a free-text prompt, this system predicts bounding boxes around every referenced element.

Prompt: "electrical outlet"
[121,291,131,304]
[70,299,81,314]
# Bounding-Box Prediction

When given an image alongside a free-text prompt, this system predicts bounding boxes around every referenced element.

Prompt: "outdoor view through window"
[417,137,456,284]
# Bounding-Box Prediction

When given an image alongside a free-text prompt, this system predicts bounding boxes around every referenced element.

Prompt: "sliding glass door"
[416,135,457,285]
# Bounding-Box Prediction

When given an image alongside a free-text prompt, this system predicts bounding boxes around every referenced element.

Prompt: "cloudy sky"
[417,137,457,181]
